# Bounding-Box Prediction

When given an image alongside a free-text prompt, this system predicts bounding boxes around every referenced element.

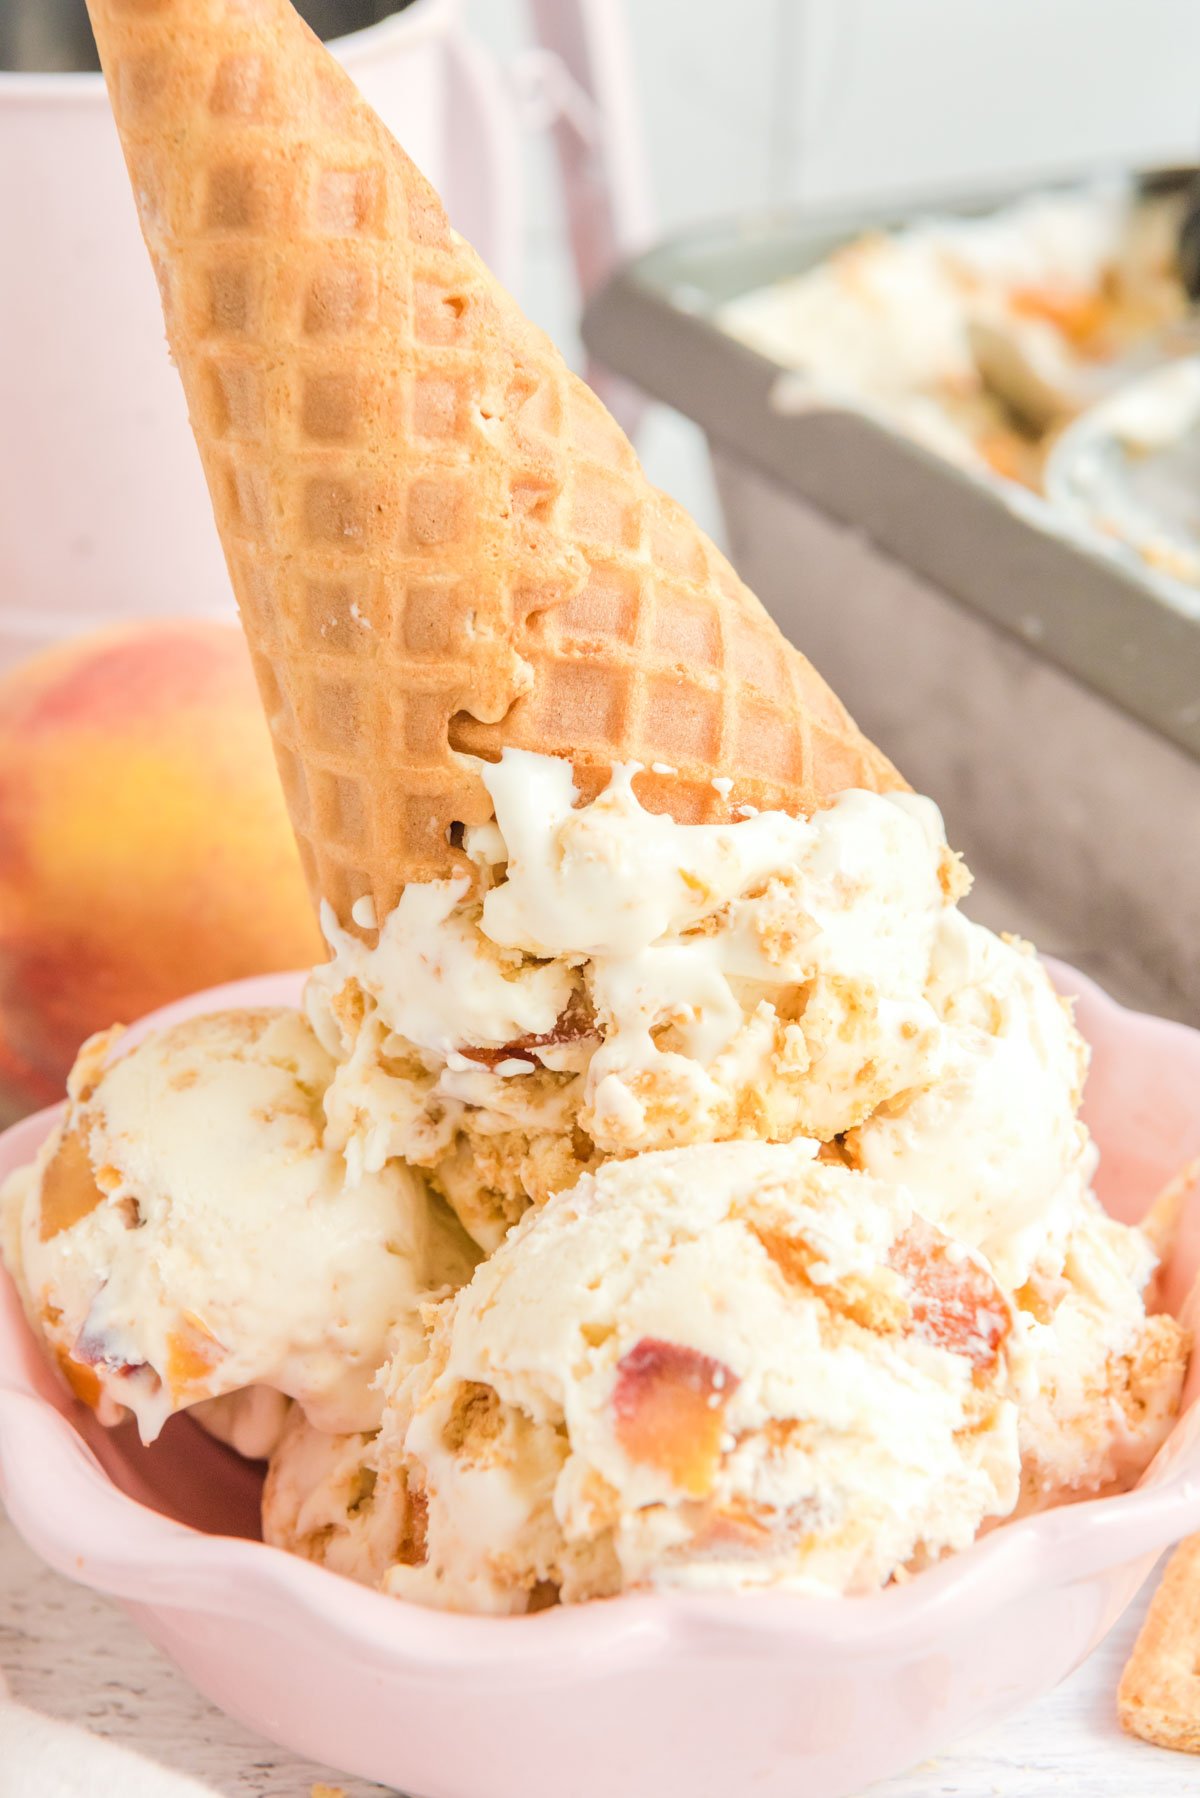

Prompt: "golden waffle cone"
[85,0,903,930]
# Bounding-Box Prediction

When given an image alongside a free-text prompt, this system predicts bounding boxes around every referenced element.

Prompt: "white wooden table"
[2,1503,1194,1798]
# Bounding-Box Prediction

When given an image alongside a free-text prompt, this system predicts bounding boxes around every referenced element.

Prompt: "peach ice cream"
[307,752,962,1249]
[0,1008,475,1442]
[50,0,1190,1630]
[307,751,1089,1282]
[2,759,1187,1611]
[262,1140,1184,1614]
[1013,1199,1187,1508]
[266,1141,1022,1613]
[263,1402,410,1588]
[253,753,1186,1612]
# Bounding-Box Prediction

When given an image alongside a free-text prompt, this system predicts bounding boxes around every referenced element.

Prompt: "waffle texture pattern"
[86,0,902,928]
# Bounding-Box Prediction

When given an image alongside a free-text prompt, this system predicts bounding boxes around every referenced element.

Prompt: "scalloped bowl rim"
[1,960,1198,1679]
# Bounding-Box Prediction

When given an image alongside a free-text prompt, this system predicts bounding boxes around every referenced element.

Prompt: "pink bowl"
[1,964,1198,1798]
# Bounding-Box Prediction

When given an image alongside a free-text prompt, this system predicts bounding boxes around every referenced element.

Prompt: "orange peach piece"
[165,1315,224,1403]
[0,620,323,1119]
[1008,284,1109,347]
[52,1342,104,1413]
[37,1124,107,1240]
[890,1218,1011,1376]
[613,1337,740,1498]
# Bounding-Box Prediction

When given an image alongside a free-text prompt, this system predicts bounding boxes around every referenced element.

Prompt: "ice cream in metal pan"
[1045,355,1200,595]
[719,182,1197,496]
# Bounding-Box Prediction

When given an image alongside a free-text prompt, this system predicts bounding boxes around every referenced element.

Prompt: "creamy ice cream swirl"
[309,749,1085,1280]
[1,1009,476,1443]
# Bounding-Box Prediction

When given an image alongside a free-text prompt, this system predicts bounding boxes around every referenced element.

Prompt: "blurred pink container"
[0,2,515,671]
[0,0,648,673]
[0,959,1198,1798]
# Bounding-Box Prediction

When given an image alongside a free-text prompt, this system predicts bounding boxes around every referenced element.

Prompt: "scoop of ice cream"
[378,1140,1020,1613]
[262,1405,412,1587]
[847,915,1091,1288]
[308,751,1092,1290]
[2,1008,476,1441]
[1012,1198,1189,1508]
[308,752,962,1247]
[254,1162,1186,1614]
[191,1387,293,1461]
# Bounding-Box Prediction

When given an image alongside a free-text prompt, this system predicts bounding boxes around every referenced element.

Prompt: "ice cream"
[0,1008,475,1442]
[846,913,1091,1289]
[14,0,1186,1629]
[307,749,1082,1279]
[192,1387,293,1460]
[718,183,1190,488]
[1044,355,1200,594]
[307,750,960,1249]
[3,754,1186,1612]
[256,750,1185,1613]
[262,1402,409,1587]
[1013,1198,1188,1507]
[308,1141,1019,1612]
[261,1141,1186,1614]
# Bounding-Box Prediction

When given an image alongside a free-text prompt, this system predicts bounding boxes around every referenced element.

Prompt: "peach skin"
[0,619,323,1120]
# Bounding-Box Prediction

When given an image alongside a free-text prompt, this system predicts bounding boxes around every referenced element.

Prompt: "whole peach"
[0,620,324,1122]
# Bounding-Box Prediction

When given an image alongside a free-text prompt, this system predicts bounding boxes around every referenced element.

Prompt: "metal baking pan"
[583,172,1200,1020]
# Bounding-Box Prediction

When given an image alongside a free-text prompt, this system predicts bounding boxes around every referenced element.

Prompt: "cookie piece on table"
[1118,1534,1200,1754]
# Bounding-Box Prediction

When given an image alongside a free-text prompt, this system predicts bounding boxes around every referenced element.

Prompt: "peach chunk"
[890,1218,1011,1376]
[1008,285,1109,347]
[69,1311,223,1410]
[613,1337,740,1498]
[71,1316,143,1380]
[458,993,599,1070]
[52,1342,103,1412]
[165,1315,224,1402]
[37,1125,106,1241]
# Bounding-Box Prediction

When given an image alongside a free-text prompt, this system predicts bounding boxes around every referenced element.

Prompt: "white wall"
[790,0,1200,209]
[460,0,1200,532]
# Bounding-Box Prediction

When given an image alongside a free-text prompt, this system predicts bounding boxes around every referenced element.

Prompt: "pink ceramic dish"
[1,965,1198,1798]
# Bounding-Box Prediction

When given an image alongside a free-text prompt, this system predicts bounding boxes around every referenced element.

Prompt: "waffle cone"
[85,0,903,929]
